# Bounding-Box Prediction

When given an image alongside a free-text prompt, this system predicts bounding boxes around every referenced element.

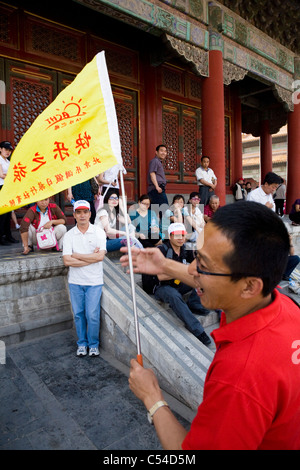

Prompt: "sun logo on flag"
[45,96,87,129]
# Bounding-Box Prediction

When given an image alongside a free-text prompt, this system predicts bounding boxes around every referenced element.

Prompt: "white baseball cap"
[73,200,90,211]
[168,222,187,235]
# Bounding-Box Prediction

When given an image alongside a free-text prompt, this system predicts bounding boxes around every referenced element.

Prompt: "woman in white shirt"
[0,141,18,245]
[95,190,142,251]
[161,194,185,239]
[183,192,205,248]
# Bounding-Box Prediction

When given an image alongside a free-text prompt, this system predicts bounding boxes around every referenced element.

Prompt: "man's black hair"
[155,144,166,152]
[210,202,290,296]
[263,172,282,185]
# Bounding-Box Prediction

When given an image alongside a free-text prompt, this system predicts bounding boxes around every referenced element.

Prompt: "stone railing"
[0,254,73,345]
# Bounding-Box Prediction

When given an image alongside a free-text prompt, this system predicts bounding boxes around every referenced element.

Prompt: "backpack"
[141,244,174,295]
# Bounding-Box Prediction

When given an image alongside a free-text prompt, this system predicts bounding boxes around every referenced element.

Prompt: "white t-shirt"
[38,210,50,229]
[95,208,116,230]
[247,186,275,211]
[63,223,106,285]
[195,166,217,186]
[183,206,205,232]
[0,156,10,186]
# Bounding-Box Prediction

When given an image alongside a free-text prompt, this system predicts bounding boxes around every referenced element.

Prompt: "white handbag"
[36,227,57,249]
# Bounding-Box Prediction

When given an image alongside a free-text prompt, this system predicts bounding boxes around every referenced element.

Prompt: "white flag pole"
[119,169,143,366]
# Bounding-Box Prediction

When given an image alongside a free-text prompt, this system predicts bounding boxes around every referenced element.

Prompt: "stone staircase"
[0,249,216,412]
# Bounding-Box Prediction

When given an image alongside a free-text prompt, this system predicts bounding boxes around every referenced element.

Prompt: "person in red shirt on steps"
[121,201,300,450]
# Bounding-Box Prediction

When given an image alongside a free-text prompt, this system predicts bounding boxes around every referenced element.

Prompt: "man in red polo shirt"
[121,201,300,450]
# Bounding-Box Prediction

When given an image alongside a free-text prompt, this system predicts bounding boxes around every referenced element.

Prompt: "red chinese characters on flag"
[32,153,46,172]
[12,131,92,184]
[76,131,91,154]
[13,162,27,182]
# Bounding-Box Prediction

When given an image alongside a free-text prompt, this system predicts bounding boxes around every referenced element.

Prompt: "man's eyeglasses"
[196,265,232,277]
[109,196,119,200]
[195,257,255,278]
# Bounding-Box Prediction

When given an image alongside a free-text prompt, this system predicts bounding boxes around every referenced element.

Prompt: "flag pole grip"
[137,354,143,367]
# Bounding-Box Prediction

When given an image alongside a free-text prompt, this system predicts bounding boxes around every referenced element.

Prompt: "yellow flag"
[0,51,122,214]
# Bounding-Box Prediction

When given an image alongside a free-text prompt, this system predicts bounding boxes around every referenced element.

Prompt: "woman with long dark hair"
[95,189,142,251]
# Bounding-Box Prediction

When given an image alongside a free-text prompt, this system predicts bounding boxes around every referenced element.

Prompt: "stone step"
[101,256,215,410]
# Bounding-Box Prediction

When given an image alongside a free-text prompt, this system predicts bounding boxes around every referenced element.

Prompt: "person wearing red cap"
[0,141,19,245]
[63,200,106,357]
[153,222,211,346]
[232,178,246,202]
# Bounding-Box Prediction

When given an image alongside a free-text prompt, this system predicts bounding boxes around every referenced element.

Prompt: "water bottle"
[71,198,75,206]
[151,215,157,229]
[289,279,296,289]
[121,237,144,250]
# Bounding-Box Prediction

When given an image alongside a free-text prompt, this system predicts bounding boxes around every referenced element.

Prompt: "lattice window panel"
[162,112,179,171]
[115,101,135,168]
[106,50,134,78]
[0,12,10,44]
[190,78,202,100]
[0,6,18,49]
[162,67,183,95]
[11,78,52,144]
[29,23,80,62]
[183,116,197,172]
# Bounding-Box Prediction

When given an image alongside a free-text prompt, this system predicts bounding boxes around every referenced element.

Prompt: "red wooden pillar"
[202,50,226,205]
[260,119,273,181]
[287,102,300,213]
[232,90,243,183]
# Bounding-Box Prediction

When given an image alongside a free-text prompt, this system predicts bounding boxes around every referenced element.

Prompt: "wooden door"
[162,99,202,186]
[113,86,139,203]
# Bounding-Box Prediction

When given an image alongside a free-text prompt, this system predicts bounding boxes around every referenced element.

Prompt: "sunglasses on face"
[109,196,119,200]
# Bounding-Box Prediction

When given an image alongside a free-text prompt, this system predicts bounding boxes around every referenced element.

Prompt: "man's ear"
[240,277,264,299]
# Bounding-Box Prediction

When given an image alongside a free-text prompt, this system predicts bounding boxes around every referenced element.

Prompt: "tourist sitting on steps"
[20,198,67,255]
[154,222,211,346]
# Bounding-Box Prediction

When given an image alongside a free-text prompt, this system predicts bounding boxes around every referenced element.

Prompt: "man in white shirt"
[247,172,282,211]
[63,200,106,357]
[195,156,217,206]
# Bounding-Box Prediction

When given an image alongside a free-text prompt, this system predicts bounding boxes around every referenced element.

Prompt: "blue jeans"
[154,284,206,337]
[69,284,102,348]
[106,238,124,252]
[283,255,300,280]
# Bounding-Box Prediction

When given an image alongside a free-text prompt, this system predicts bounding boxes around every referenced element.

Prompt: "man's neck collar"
[76,222,90,234]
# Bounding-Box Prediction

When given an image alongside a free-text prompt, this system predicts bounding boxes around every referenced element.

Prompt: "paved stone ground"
[0,328,192,451]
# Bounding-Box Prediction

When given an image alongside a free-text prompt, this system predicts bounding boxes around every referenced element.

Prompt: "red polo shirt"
[182,290,300,450]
